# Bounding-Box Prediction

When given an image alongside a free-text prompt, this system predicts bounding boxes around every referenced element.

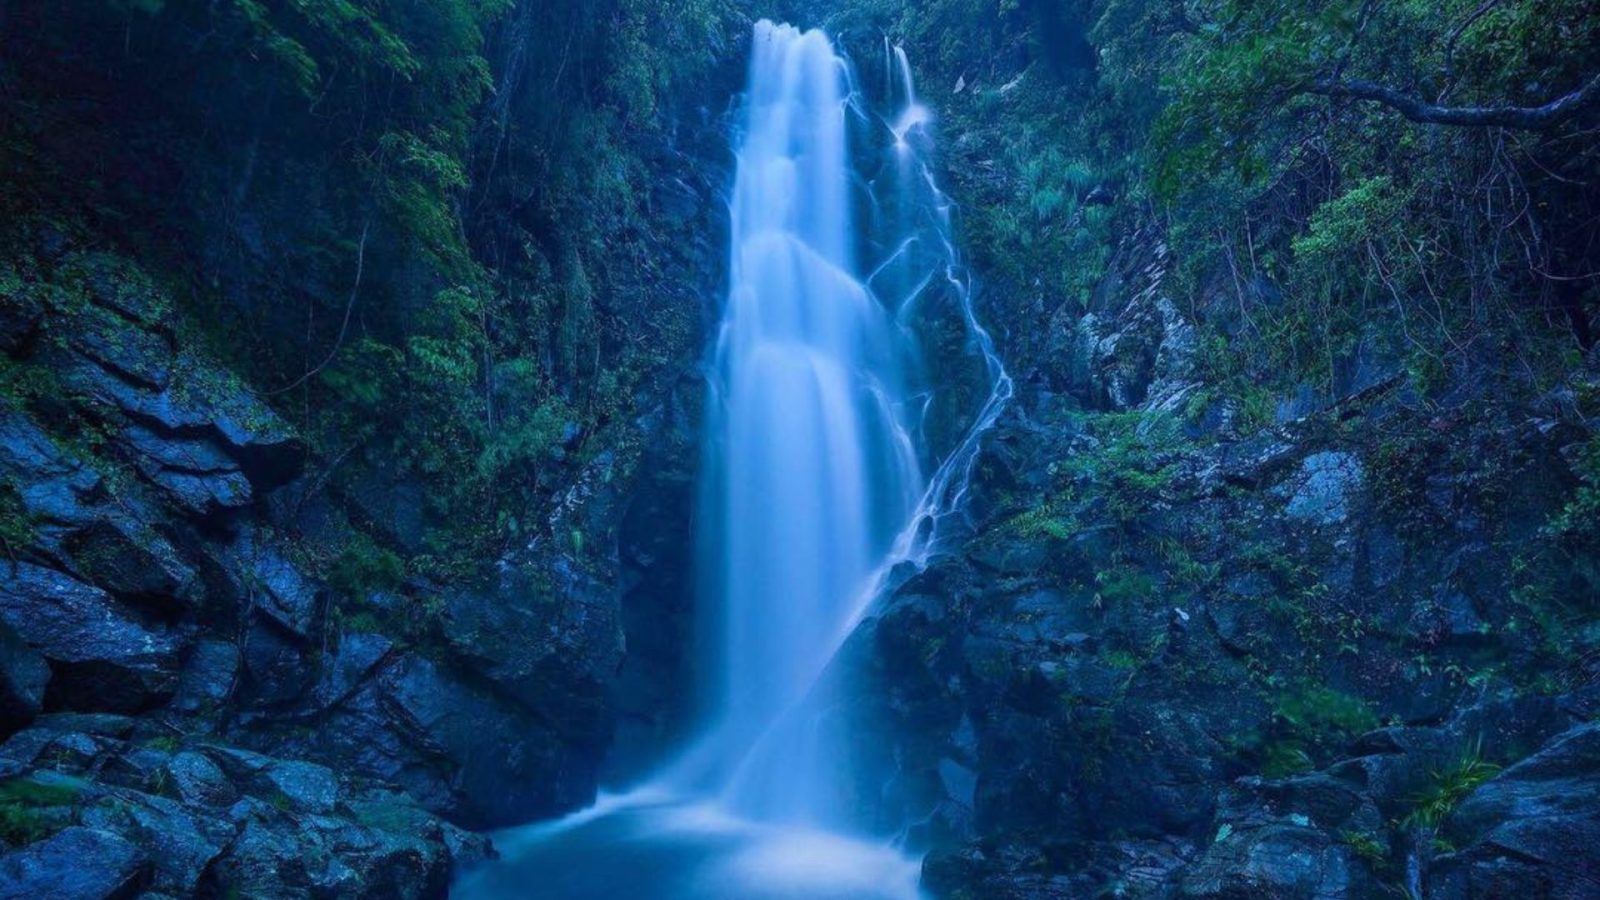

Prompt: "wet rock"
[118,425,252,517]
[163,752,237,808]
[239,620,313,707]
[0,715,470,898]
[1283,451,1364,525]
[205,747,338,815]
[0,280,45,355]
[0,411,200,610]
[438,556,621,747]
[0,826,150,899]
[80,794,228,895]
[169,639,239,717]
[200,806,447,899]
[0,411,104,529]
[1177,819,1365,899]
[308,632,393,712]
[263,759,338,814]
[346,465,427,554]
[0,564,179,712]
[1430,722,1600,898]
[248,648,596,828]
[223,540,323,639]
[0,624,49,734]
[54,331,302,491]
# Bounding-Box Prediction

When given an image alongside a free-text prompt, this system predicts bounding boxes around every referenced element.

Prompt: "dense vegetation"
[834,0,1598,386]
[2,0,736,588]
[825,0,1600,651]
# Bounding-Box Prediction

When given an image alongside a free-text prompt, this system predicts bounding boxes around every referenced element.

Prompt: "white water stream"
[455,21,1009,899]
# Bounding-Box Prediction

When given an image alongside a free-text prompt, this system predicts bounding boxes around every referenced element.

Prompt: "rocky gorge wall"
[838,218,1600,897]
[0,2,738,895]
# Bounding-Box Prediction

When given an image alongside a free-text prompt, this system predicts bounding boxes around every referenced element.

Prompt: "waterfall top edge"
[752,18,835,49]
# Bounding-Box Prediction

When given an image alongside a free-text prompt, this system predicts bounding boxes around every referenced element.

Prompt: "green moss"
[1276,685,1378,739]
[328,531,405,601]
[1547,434,1600,593]
[1093,565,1155,608]
[1260,740,1315,778]
[0,483,35,557]
[1103,649,1140,670]
[0,775,87,845]
[1341,829,1388,866]
[1007,502,1079,541]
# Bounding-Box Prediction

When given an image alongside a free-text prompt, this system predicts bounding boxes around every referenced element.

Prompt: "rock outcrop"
[836,220,1600,898]
[0,232,684,891]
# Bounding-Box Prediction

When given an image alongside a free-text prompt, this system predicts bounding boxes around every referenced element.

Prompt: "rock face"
[1431,722,1600,898]
[0,827,150,900]
[0,714,490,898]
[830,220,1600,898]
[0,224,713,891]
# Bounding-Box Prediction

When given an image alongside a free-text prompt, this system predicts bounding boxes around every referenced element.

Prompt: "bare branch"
[1306,73,1600,130]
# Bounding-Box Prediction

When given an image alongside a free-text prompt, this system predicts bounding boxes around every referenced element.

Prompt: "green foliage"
[1260,740,1316,778]
[1007,501,1079,541]
[0,482,35,556]
[1276,684,1378,738]
[328,531,405,601]
[0,775,84,845]
[1094,565,1155,607]
[1548,435,1600,589]
[1403,743,1501,830]
[1341,829,1389,866]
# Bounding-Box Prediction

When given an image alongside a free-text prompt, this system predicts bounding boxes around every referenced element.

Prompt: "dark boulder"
[1430,722,1600,898]
[0,624,49,734]
[0,713,479,898]
[118,425,253,518]
[162,751,238,808]
[249,646,599,829]
[438,556,622,748]
[169,639,240,718]
[0,564,179,712]
[0,411,200,612]
[0,826,150,899]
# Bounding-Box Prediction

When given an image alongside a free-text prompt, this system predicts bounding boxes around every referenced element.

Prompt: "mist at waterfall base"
[454,21,1010,900]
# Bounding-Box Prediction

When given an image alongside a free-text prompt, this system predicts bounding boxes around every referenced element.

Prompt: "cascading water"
[454,21,1008,900]
[692,19,923,826]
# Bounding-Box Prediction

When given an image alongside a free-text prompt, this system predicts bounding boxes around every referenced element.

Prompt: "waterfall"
[454,20,1008,900]
[696,19,923,825]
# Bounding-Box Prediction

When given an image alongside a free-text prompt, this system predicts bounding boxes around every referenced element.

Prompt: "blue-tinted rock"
[0,279,45,354]
[1284,451,1365,525]
[219,539,322,639]
[0,623,49,734]
[0,564,178,712]
[170,640,239,717]
[239,620,312,706]
[0,826,149,899]
[163,752,237,808]
[309,632,393,711]
[1431,722,1600,898]
[0,411,200,610]
[80,794,228,896]
[263,759,338,814]
[0,412,102,527]
[438,558,620,745]
[119,425,252,516]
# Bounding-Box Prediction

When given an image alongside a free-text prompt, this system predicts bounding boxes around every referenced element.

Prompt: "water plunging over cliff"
[454,21,1007,899]
[690,19,923,826]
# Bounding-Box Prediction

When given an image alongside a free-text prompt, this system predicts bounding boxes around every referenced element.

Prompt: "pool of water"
[453,793,924,900]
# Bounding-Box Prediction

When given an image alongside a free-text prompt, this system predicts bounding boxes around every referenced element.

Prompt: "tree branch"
[1306,72,1600,130]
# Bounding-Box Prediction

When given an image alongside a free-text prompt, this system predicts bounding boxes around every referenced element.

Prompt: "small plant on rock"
[1403,741,1501,830]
